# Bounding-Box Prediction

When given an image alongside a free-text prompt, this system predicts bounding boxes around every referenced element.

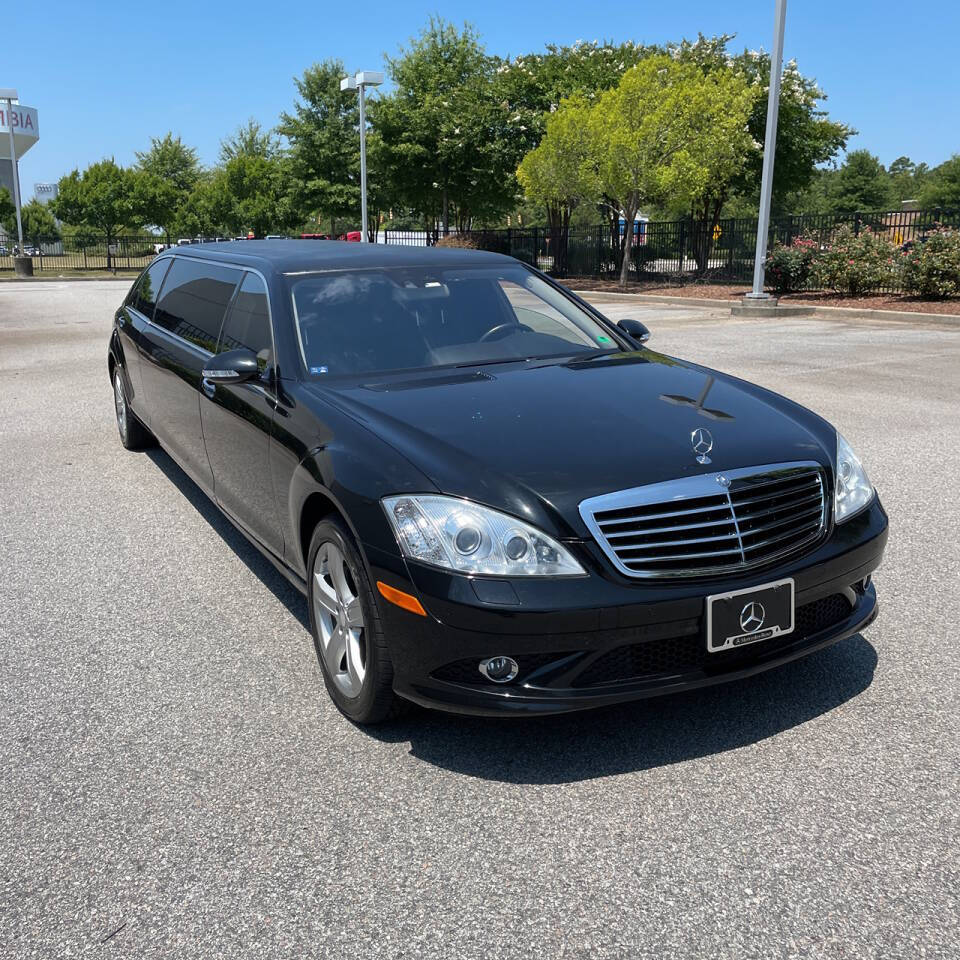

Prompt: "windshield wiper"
[454,356,537,369]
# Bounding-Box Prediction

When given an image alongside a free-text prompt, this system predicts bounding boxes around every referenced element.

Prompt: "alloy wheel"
[312,541,367,697]
[114,371,128,444]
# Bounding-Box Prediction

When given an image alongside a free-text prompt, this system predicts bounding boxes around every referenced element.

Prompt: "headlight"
[834,432,874,523]
[382,495,585,577]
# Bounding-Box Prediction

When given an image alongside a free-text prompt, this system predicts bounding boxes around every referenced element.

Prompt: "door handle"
[201,377,216,399]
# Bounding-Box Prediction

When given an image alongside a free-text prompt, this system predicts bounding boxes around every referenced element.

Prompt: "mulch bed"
[560,278,960,316]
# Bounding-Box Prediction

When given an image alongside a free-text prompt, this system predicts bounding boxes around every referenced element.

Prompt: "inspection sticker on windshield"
[310,365,329,375]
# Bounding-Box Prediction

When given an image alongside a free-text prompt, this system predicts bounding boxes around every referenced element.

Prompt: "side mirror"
[202,348,260,384]
[617,318,651,344]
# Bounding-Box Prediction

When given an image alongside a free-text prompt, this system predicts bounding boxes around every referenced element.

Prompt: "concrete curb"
[574,289,960,325]
[0,274,135,282]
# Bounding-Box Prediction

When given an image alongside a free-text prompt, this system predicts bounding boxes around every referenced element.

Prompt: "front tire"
[113,367,154,450]
[306,517,401,724]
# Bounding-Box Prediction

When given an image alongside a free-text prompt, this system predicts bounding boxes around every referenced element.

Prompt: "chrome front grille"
[579,462,828,578]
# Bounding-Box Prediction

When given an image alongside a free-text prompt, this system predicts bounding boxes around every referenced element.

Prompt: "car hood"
[306,350,836,538]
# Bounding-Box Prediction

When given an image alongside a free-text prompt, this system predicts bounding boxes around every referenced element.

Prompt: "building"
[34,182,58,205]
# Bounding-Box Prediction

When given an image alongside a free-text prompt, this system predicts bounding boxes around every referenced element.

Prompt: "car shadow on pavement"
[372,636,878,784]
[145,448,309,630]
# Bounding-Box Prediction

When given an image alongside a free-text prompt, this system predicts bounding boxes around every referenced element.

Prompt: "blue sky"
[10,0,959,194]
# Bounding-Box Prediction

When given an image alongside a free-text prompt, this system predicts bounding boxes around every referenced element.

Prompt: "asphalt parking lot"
[1,279,958,959]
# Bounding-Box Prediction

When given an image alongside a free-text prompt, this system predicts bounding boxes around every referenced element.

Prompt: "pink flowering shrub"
[902,229,960,299]
[813,226,900,296]
[764,236,818,294]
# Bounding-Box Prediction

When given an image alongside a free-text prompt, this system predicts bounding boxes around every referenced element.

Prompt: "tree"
[129,170,180,236]
[213,152,296,237]
[134,133,202,233]
[493,40,657,187]
[587,56,755,286]
[2,198,60,239]
[919,155,960,210]
[516,96,599,272]
[171,174,230,238]
[828,150,894,212]
[888,156,929,204]
[135,133,201,194]
[51,160,142,267]
[219,119,279,162]
[0,187,13,229]
[372,18,517,235]
[278,59,362,235]
[672,36,852,217]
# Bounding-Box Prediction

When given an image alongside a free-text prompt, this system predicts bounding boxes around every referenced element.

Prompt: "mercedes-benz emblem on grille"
[740,601,766,633]
[691,427,713,464]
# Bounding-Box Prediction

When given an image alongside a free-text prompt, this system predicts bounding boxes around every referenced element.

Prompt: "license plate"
[706,578,795,653]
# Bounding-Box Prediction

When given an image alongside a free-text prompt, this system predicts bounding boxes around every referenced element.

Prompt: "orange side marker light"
[376,581,427,617]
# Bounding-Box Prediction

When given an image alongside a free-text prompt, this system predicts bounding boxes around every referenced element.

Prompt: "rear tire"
[113,366,154,450]
[306,517,402,724]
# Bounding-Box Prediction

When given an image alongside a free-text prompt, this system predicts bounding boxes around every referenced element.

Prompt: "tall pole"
[5,98,24,250]
[746,0,788,299]
[358,83,368,243]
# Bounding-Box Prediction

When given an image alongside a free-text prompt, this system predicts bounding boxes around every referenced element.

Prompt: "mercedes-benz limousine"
[108,241,888,722]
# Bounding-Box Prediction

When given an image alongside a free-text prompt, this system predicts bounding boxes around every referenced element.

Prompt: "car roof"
[164,239,514,274]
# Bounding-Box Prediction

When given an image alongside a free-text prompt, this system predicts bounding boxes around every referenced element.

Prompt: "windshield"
[288,265,618,377]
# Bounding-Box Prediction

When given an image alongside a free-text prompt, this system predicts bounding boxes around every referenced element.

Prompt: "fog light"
[479,656,519,683]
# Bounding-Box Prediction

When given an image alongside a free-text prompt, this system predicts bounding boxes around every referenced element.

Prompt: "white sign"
[0,103,39,159]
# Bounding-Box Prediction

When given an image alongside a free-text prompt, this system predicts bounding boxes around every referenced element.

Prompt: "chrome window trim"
[579,461,828,580]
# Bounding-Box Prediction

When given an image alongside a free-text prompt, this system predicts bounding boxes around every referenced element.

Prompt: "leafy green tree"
[828,150,894,212]
[516,96,598,271]
[0,187,13,229]
[278,59,362,236]
[129,170,180,236]
[135,133,201,194]
[493,40,657,194]
[3,198,60,239]
[919,155,960,210]
[134,133,202,233]
[171,174,230,238]
[214,153,296,237]
[372,18,516,235]
[51,159,143,267]
[888,156,929,204]
[587,56,755,285]
[672,36,852,217]
[220,119,279,162]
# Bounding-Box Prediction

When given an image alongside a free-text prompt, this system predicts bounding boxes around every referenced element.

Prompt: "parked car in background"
[108,240,888,725]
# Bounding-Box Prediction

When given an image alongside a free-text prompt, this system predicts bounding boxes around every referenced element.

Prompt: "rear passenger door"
[200,272,283,555]
[138,257,240,494]
[118,257,171,422]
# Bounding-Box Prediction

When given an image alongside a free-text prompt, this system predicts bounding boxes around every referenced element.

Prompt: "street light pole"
[358,82,368,243]
[341,71,384,244]
[746,0,788,300]
[3,93,24,251]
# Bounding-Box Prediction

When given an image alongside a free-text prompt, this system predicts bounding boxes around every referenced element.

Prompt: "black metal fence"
[385,208,960,293]
[5,209,958,293]
[0,234,174,273]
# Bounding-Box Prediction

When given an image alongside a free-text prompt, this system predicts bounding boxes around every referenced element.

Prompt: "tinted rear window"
[153,258,240,352]
[130,258,171,319]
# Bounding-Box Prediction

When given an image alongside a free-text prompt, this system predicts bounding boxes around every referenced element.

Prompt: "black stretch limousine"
[109,241,888,723]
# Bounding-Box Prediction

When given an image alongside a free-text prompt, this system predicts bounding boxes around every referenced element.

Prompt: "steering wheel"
[479,322,524,343]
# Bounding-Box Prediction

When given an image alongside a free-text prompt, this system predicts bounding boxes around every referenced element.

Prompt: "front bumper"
[366,498,889,716]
